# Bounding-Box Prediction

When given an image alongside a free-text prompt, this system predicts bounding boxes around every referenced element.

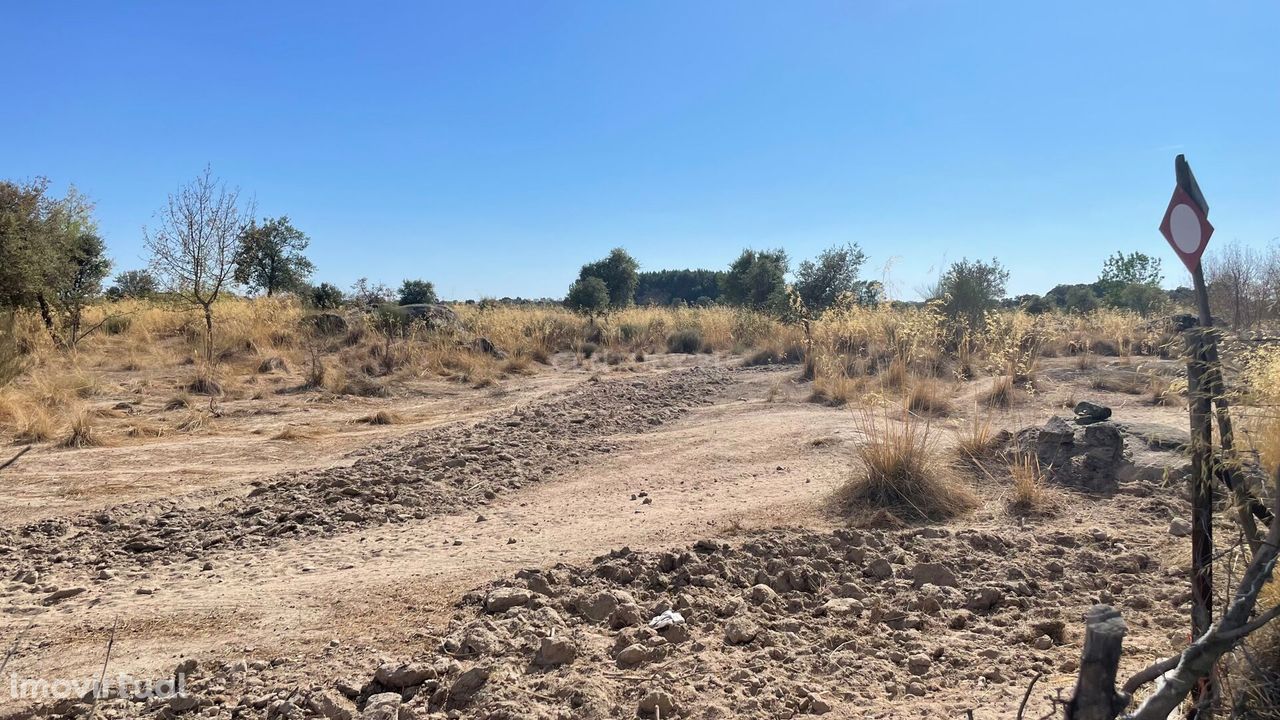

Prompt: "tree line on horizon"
[5,169,1280,357]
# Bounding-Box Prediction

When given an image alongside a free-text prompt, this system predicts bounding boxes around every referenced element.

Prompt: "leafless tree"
[144,167,251,363]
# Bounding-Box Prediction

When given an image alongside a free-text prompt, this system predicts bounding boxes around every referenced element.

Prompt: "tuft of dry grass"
[60,409,104,449]
[905,380,953,417]
[358,410,403,425]
[271,426,318,441]
[1005,454,1058,517]
[837,412,977,524]
[982,376,1018,408]
[955,410,1001,465]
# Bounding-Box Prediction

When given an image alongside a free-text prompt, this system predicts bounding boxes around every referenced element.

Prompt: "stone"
[374,662,434,689]
[360,692,401,720]
[907,654,932,676]
[308,690,356,720]
[534,636,577,667]
[865,558,894,579]
[818,598,864,617]
[747,584,777,605]
[1032,635,1054,650]
[42,586,87,605]
[582,591,620,623]
[966,587,1003,612]
[910,563,958,588]
[1073,401,1112,425]
[446,666,490,708]
[484,587,532,614]
[724,618,759,645]
[616,643,651,668]
[639,690,675,717]
[1169,518,1192,537]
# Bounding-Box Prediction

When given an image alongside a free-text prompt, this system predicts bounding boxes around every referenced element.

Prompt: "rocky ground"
[0,355,1235,719]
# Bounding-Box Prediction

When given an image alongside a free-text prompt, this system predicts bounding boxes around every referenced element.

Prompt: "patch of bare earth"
[0,356,1207,719]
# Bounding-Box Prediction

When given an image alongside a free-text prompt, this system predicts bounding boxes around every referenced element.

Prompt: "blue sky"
[6,1,1278,300]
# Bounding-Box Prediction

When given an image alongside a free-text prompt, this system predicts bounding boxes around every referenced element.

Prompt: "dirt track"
[0,354,1203,718]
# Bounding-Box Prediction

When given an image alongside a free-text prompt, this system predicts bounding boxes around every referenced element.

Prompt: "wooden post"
[1177,155,1216,719]
[1067,605,1129,720]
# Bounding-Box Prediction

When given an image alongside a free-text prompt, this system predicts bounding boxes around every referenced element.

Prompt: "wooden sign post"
[1159,155,1216,719]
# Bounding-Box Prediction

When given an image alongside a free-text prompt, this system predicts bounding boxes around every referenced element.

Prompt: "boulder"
[399,304,463,332]
[1009,417,1127,493]
[1073,401,1112,425]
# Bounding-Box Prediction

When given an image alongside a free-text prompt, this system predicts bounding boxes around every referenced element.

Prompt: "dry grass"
[905,380,953,417]
[271,426,318,441]
[357,410,403,425]
[954,410,1001,465]
[982,376,1018,408]
[60,409,104,449]
[0,296,1165,449]
[1005,454,1058,517]
[837,411,977,524]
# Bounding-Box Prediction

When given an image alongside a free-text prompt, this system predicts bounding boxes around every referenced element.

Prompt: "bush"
[667,329,704,354]
[565,277,610,315]
[103,315,132,335]
[838,412,976,523]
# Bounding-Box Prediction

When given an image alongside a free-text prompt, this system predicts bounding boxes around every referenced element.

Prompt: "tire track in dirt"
[0,367,731,580]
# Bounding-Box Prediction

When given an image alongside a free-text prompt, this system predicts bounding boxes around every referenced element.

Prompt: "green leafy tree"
[1099,251,1163,288]
[0,178,104,343]
[1064,285,1100,313]
[634,269,724,306]
[53,233,111,345]
[723,248,789,313]
[564,276,610,315]
[1096,251,1165,314]
[106,269,158,300]
[935,257,1009,329]
[578,248,639,309]
[397,279,438,305]
[308,282,345,309]
[794,243,868,312]
[233,216,315,296]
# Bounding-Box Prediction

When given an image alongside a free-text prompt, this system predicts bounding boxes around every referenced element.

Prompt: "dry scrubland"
[0,299,1183,449]
[1,298,1279,718]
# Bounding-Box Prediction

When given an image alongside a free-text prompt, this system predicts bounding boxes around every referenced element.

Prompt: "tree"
[145,167,251,363]
[106,269,158,300]
[308,282,344,309]
[233,216,314,296]
[1063,285,1100,313]
[634,269,725,306]
[1097,251,1165,315]
[397,279,438,306]
[564,276,610,315]
[794,243,869,312]
[934,257,1009,328]
[52,232,111,345]
[723,249,789,313]
[350,278,393,308]
[579,248,639,310]
[1,179,96,312]
[1098,251,1163,288]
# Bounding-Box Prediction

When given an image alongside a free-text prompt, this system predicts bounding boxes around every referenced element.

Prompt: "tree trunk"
[1067,605,1130,720]
[203,304,215,364]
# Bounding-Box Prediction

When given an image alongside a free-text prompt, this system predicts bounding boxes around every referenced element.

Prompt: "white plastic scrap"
[647,610,685,629]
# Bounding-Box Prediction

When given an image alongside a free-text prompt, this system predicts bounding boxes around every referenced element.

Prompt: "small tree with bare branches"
[145,167,251,363]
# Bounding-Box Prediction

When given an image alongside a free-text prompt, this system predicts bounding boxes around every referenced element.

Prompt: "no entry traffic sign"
[1160,155,1214,273]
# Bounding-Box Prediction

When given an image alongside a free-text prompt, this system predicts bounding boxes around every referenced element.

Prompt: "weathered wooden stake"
[1178,155,1217,719]
[1066,605,1129,720]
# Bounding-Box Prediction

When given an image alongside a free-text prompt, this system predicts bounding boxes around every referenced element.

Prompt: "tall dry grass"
[837,411,977,524]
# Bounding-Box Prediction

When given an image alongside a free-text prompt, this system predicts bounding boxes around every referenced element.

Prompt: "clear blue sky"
[6,1,1278,300]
